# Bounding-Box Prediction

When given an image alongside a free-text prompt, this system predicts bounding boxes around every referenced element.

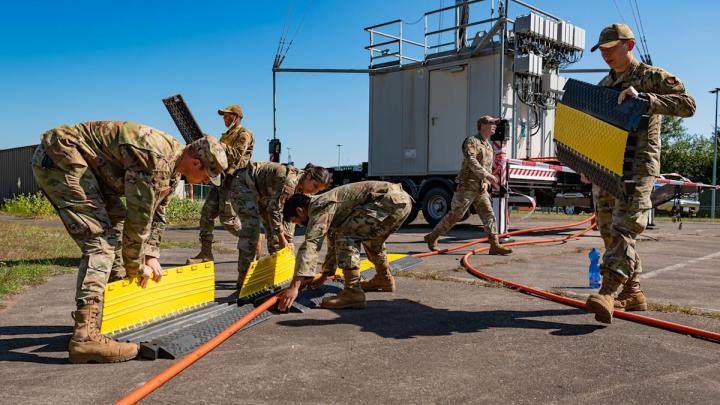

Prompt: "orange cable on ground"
[452,219,720,344]
[116,214,719,404]
[114,296,278,405]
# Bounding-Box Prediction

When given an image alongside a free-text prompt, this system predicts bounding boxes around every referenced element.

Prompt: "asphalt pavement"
[1,215,719,404]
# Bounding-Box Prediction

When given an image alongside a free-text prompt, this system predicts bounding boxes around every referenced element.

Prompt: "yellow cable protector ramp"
[100,262,215,335]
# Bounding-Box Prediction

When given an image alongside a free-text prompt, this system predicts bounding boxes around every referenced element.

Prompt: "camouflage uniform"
[430,134,497,237]
[31,121,183,306]
[230,161,303,282]
[197,123,254,244]
[594,59,696,280]
[294,181,412,278]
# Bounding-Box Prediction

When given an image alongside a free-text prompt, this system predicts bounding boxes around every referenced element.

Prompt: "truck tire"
[421,187,452,227]
[403,203,420,225]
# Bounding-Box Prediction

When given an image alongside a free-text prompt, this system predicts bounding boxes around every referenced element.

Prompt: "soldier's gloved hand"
[618,86,639,104]
[486,174,499,185]
[140,256,164,288]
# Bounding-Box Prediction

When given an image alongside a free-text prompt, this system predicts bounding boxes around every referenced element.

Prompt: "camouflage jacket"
[220,123,254,175]
[599,59,696,176]
[457,134,493,187]
[246,161,302,238]
[38,121,183,276]
[294,181,403,277]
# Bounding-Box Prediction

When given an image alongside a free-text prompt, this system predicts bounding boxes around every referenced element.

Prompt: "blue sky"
[1,0,717,168]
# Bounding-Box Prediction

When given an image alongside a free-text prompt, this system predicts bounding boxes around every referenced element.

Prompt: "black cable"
[632,0,652,64]
[611,0,627,23]
[627,0,648,64]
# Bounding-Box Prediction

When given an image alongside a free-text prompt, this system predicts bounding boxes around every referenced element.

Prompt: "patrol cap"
[217,104,244,118]
[477,115,499,125]
[590,23,634,52]
[189,135,228,186]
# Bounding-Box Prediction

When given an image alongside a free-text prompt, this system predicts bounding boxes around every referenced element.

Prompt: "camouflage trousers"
[431,183,497,237]
[229,173,295,282]
[321,187,412,274]
[592,175,655,280]
[31,144,125,306]
[198,176,240,244]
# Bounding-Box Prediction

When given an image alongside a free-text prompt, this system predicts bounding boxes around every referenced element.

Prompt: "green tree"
[660,116,715,184]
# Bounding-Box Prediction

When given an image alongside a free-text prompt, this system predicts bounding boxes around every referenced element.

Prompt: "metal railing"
[364,0,567,68]
[364,19,424,67]
[364,0,501,67]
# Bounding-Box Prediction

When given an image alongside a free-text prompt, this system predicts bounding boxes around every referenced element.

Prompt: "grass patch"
[1,193,204,226]
[0,223,80,307]
[1,192,56,218]
[159,239,201,250]
[395,269,503,288]
[166,198,202,226]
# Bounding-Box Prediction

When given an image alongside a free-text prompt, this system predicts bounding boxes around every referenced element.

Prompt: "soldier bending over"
[277,181,413,311]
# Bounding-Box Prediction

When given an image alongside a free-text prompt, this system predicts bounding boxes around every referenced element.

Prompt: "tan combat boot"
[186,240,214,265]
[614,272,647,311]
[488,234,513,255]
[424,232,440,251]
[321,268,367,309]
[68,300,138,364]
[360,262,396,292]
[585,273,625,324]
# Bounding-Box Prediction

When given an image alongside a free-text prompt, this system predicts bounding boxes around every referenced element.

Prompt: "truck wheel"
[422,187,452,227]
[403,204,420,225]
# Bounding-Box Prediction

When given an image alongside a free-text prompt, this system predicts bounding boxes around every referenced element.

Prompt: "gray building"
[0,145,39,201]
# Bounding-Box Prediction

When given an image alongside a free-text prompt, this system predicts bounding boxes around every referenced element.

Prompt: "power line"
[632,0,652,64]
[627,0,647,62]
[610,0,626,22]
[274,0,314,68]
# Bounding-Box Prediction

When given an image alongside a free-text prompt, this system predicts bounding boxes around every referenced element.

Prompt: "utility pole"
[286,147,293,166]
[336,144,342,167]
[711,88,719,219]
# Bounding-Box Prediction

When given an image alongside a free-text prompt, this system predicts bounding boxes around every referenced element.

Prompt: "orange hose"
[114,297,278,405]
[117,214,718,404]
[453,220,720,343]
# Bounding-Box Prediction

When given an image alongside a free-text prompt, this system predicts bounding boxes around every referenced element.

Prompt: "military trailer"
[350,0,589,226]
[274,0,592,227]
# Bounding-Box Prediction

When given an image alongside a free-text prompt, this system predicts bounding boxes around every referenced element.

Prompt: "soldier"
[187,104,254,264]
[277,181,413,311]
[32,121,228,363]
[586,24,695,324]
[231,162,331,287]
[423,116,513,255]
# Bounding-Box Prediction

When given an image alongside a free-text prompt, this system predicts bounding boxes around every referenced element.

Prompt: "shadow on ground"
[0,325,72,364]
[278,298,604,339]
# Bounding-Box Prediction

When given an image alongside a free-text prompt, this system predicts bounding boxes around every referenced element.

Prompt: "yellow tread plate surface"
[555,103,628,176]
[100,262,215,335]
[238,248,408,299]
[239,247,297,298]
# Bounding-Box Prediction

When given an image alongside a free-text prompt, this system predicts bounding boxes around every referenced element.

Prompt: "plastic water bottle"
[588,248,601,289]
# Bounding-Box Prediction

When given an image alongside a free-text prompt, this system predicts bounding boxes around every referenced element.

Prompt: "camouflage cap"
[590,23,634,52]
[189,136,228,186]
[217,104,244,118]
[478,115,499,125]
